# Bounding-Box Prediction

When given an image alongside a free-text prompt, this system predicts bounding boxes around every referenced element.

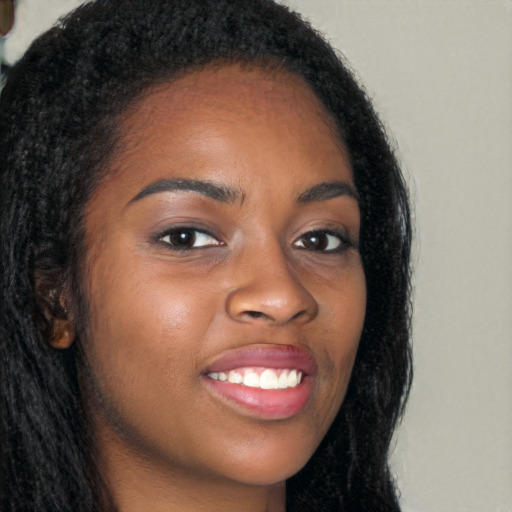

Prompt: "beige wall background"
[4,1,512,511]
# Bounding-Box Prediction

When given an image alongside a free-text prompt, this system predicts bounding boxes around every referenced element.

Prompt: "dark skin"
[56,65,366,512]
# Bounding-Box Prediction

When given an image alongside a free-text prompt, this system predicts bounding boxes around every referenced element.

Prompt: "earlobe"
[34,272,75,348]
[49,318,75,349]
[47,290,75,349]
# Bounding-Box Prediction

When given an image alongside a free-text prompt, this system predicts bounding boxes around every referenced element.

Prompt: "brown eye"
[294,230,346,252]
[159,228,221,250]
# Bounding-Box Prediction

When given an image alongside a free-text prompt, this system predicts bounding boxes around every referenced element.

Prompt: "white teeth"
[278,372,288,389]
[208,368,304,390]
[260,369,279,389]
[228,370,243,384]
[243,371,260,387]
[288,369,298,387]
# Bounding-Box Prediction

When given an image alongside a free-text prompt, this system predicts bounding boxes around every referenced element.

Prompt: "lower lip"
[202,376,313,420]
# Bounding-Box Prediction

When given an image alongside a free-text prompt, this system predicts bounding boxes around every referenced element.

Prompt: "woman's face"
[80,65,366,493]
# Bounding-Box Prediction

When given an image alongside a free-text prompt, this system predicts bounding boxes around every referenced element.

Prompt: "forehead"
[117,63,345,164]
[91,63,353,211]
[128,63,336,121]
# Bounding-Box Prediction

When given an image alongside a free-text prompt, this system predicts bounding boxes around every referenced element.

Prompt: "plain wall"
[4,1,512,511]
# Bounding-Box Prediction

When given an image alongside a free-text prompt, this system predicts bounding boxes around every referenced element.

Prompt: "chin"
[211,440,316,487]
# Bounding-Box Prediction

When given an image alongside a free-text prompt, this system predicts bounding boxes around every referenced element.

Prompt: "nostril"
[291,310,306,321]
[246,311,266,319]
[226,283,318,325]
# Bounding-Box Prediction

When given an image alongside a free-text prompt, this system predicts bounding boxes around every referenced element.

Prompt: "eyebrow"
[128,178,358,206]
[297,181,359,203]
[129,179,242,204]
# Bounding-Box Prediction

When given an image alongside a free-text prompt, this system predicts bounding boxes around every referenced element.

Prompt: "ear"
[35,270,76,348]
[47,289,75,349]
[50,317,75,349]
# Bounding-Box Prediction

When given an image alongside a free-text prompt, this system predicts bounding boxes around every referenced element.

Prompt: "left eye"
[159,228,221,250]
[293,230,347,252]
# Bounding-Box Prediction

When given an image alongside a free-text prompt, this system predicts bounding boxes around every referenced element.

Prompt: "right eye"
[158,228,222,251]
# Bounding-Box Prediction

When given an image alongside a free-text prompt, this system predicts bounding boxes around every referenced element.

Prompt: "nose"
[225,246,318,326]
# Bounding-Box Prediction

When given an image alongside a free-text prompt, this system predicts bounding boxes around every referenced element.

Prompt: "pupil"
[170,229,195,247]
[304,232,327,250]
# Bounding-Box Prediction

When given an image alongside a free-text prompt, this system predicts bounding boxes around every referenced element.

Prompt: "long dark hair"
[0,1,412,510]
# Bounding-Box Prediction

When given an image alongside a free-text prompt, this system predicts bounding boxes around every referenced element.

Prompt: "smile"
[207,367,304,390]
[202,345,315,419]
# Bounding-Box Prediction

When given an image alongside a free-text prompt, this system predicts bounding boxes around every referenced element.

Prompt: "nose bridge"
[225,238,318,325]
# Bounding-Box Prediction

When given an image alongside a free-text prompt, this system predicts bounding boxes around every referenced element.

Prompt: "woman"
[0,1,412,511]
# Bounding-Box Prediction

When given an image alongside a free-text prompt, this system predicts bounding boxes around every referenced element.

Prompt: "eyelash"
[156,227,354,253]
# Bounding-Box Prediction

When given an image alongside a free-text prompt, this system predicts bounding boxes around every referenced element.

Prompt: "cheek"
[320,264,366,395]
[337,266,366,364]
[80,257,229,471]
[315,257,366,342]
[82,250,216,413]
[88,245,216,341]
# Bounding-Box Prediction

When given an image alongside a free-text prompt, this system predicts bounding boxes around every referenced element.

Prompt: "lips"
[202,345,316,419]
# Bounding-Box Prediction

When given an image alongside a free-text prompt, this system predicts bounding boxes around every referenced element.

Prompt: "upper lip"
[203,344,317,376]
